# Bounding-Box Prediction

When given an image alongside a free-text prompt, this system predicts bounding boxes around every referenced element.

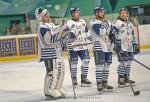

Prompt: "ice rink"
[0,49,150,102]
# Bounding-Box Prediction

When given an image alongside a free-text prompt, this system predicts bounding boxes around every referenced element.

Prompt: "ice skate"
[97,82,103,94]
[124,75,135,87]
[58,88,66,98]
[118,77,126,88]
[45,89,62,100]
[81,75,92,87]
[102,81,113,92]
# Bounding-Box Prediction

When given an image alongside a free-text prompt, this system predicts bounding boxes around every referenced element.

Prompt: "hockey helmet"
[94,6,105,14]
[70,7,80,14]
[119,8,128,13]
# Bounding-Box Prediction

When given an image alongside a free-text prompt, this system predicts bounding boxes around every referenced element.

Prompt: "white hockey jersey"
[89,19,113,52]
[112,19,137,52]
[65,19,91,51]
[37,22,62,62]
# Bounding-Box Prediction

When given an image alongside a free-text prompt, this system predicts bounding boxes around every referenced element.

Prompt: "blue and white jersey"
[112,19,137,52]
[89,19,113,52]
[37,22,62,62]
[65,19,91,51]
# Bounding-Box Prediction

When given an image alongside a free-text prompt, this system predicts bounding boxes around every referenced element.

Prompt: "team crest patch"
[121,24,125,28]
[120,30,125,33]
[72,24,75,28]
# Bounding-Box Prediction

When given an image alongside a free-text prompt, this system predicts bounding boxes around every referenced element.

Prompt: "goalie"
[35,7,66,98]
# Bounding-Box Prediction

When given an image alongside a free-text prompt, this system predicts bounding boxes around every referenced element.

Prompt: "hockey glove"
[133,44,140,54]
[108,33,114,44]
[114,44,121,52]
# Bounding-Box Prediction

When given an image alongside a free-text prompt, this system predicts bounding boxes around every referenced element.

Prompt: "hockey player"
[65,7,92,87]
[89,6,113,92]
[112,8,139,88]
[35,7,66,98]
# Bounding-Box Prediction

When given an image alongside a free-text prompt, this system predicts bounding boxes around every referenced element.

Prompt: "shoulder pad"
[112,19,122,28]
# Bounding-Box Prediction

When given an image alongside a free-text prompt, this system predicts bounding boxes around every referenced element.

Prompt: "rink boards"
[0,25,150,61]
[0,34,38,61]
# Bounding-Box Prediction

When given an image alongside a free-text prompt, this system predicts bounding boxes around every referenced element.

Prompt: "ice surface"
[0,49,150,102]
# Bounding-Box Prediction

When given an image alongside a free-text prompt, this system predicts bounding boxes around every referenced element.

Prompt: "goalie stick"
[70,42,92,47]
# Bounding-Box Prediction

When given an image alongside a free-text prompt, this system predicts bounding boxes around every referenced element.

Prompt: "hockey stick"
[116,50,140,96]
[70,42,92,47]
[120,52,150,71]
[68,58,77,99]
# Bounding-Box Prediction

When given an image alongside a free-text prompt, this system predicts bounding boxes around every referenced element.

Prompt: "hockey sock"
[81,59,89,77]
[103,63,110,82]
[96,64,104,82]
[117,62,125,76]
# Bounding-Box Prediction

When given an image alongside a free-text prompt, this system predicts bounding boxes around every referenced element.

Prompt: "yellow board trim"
[140,45,150,49]
[0,55,38,62]
[0,50,94,62]
[0,46,149,62]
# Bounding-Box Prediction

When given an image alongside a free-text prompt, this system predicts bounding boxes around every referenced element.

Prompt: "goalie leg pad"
[44,59,58,89]
[55,58,65,90]
[44,59,53,74]
[58,88,67,97]
[44,74,61,97]
[44,59,61,97]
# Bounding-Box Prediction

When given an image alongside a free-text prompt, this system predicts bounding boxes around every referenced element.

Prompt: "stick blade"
[134,91,140,96]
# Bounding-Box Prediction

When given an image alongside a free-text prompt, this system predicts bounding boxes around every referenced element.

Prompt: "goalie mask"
[35,7,49,20]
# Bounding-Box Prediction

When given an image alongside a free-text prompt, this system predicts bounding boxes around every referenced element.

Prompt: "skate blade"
[45,95,65,100]
[98,90,103,94]
[103,88,113,92]
[118,85,125,88]
[81,84,91,87]
[125,83,135,87]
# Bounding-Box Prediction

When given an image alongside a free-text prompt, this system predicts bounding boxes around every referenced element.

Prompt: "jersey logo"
[121,24,125,28]
[72,24,75,28]
[103,21,109,30]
